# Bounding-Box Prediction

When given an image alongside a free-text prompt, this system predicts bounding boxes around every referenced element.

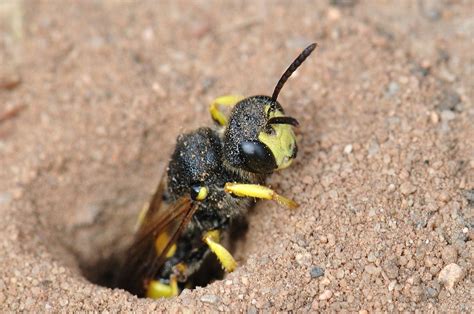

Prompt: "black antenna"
[271,43,318,101]
[267,116,299,127]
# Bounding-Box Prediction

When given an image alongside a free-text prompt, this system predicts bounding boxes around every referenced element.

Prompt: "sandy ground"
[0,0,473,312]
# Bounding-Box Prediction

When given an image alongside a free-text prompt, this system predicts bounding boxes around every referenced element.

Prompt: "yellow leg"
[203,230,237,272]
[146,275,179,299]
[209,95,244,126]
[224,183,299,209]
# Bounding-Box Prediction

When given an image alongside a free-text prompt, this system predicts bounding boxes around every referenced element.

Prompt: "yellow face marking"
[196,186,208,201]
[155,232,177,258]
[258,106,297,170]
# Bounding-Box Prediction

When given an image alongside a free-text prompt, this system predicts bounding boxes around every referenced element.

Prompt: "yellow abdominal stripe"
[155,232,176,258]
[258,106,296,170]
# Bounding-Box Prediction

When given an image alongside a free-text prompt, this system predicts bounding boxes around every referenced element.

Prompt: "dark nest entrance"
[70,205,249,298]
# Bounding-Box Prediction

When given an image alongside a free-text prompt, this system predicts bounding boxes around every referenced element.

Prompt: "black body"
[158,125,264,286]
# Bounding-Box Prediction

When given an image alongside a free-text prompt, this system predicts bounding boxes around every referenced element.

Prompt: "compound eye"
[239,141,277,174]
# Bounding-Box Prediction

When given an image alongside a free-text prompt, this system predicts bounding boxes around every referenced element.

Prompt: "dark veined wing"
[142,172,167,223]
[117,174,198,297]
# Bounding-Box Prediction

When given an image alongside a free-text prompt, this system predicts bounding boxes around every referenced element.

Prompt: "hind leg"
[203,230,237,272]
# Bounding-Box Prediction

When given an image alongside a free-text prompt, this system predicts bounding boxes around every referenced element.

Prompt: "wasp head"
[223,96,298,174]
[223,43,317,174]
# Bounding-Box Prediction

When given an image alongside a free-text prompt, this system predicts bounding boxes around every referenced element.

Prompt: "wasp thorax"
[223,95,298,174]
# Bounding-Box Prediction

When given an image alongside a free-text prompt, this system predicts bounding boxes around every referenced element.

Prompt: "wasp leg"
[209,95,244,126]
[224,183,299,209]
[146,274,179,299]
[203,230,237,272]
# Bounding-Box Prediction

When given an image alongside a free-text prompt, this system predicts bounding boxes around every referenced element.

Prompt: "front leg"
[224,183,299,209]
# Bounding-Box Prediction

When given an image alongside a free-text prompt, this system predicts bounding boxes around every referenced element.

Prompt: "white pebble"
[319,290,333,300]
[344,144,353,154]
[438,263,464,290]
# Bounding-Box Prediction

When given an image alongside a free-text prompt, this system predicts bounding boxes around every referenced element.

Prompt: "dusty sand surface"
[1,0,473,312]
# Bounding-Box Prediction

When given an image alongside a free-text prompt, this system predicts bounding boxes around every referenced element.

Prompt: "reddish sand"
[0,1,472,311]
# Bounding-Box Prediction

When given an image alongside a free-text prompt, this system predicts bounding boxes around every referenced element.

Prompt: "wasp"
[117,43,318,298]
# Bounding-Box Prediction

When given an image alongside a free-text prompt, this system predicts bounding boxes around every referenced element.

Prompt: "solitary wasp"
[117,43,318,298]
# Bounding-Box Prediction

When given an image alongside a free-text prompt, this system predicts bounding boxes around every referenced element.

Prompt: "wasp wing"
[117,175,197,296]
[142,172,167,223]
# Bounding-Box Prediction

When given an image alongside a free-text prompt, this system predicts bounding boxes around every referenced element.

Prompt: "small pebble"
[320,277,331,286]
[367,253,376,263]
[364,264,381,276]
[327,234,336,247]
[438,191,451,202]
[295,252,312,266]
[319,289,333,301]
[310,266,325,279]
[319,235,328,244]
[59,298,68,307]
[383,259,399,279]
[441,246,458,264]
[425,287,439,299]
[438,263,464,290]
[440,110,456,122]
[387,184,396,193]
[200,294,220,304]
[388,280,396,291]
[400,182,417,195]
[386,81,400,97]
[335,269,345,279]
[437,89,461,111]
[430,112,439,124]
[343,144,353,154]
